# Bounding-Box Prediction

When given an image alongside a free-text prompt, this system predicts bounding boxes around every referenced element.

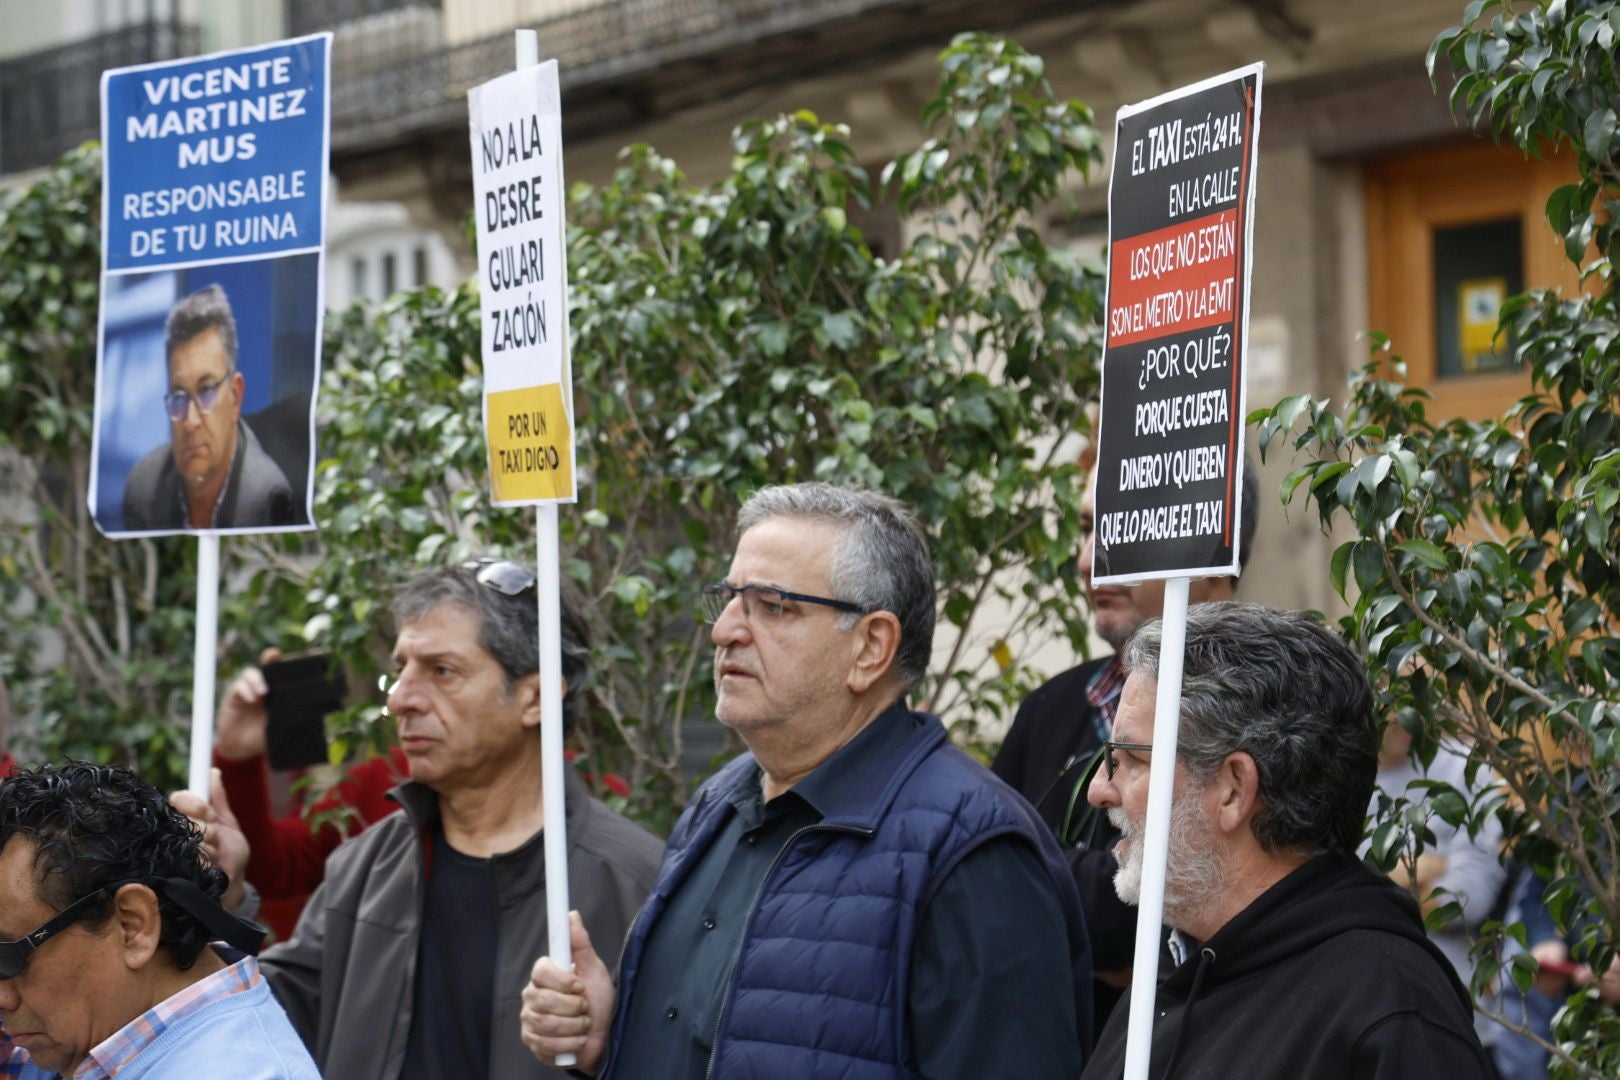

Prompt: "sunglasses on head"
[462,558,536,596]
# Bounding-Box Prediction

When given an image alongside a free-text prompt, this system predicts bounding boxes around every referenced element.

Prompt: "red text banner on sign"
[1106,208,1239,348]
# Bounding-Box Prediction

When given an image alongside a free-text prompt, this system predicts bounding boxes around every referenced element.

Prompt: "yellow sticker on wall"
[1458,277,1507,374]
[486,383,575,503]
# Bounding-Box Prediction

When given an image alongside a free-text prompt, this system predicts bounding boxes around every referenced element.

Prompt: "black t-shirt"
[400,824,498,1080]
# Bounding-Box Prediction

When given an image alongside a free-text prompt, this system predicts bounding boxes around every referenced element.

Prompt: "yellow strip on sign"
[486,383,575,502]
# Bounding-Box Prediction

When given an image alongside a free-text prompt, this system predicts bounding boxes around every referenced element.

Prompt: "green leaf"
[1330,541,1354,599]
[1352,541,1385,595]
[757,321,791,358]
[1546,183,1581,234]
[819,311,861,350]
[1357,454,1392,494]
[1395,538,1450,572]
[1584,108,1617,163]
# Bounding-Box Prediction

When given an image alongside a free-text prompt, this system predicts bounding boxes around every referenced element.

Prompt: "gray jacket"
[122,419,299,530]
[259,769,663,1080]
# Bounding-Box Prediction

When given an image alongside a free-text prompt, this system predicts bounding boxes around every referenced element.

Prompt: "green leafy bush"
[1254,3,1620,1073]
[1,34,1104,830]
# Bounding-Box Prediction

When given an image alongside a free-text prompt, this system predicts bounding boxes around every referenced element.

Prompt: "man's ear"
[847,612,902,695]
[1210,750,1262,836]
[229,370,246,412]
[111,883,164,972]
[516,672,543,730]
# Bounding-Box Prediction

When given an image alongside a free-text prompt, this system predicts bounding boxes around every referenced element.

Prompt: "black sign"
[1093,65,1262,584]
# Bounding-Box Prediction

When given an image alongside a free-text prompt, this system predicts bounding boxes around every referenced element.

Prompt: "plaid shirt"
[0,952,264,1079]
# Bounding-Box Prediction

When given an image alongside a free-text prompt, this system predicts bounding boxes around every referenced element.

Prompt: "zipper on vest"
[598,904,645,1079]
[702,821,874,1080]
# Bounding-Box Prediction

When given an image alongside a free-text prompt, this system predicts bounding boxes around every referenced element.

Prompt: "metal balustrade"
[0,19,199,174]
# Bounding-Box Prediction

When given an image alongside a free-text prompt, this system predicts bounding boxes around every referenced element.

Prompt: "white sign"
[468,61,576,504]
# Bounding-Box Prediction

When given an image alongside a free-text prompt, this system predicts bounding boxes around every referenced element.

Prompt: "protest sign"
[1093,64,1262,584]
[469,60,576,505]
[1093,65,1264,1080]
[469,32,580,1065]
[89,34,331,538]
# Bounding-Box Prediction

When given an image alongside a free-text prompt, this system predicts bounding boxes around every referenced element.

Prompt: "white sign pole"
[513,27,578,1072]
[1122,574,1190,1080]
[188,534,221,794]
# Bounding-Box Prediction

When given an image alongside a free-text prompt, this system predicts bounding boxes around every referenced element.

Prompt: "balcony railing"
[328,0,884,148]
[0,19,199,175]
[287,0,442,38]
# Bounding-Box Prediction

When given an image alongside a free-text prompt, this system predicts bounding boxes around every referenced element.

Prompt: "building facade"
[0,0,1561,703]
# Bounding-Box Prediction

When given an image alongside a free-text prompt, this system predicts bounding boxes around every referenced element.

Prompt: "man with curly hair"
[0,761,317,1079]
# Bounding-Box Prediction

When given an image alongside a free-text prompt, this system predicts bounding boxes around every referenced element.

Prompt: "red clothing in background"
[216,748,407,939]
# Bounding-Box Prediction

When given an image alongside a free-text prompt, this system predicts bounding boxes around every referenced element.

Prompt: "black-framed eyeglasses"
[1101,739,1155,780]
[0,887,109,980]
[163,371,235,423]
[699,582,868,624]
[463,558,536,596]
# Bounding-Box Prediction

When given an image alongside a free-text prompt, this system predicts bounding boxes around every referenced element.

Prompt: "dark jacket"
[259,770,663,1080]
[605,714,1092,1079]
[1081,852,1498,1080]
[993,657,1138,1030]
[122,419,299,530]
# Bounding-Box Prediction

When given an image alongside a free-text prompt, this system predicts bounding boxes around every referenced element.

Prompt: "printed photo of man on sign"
[115,275,313,531]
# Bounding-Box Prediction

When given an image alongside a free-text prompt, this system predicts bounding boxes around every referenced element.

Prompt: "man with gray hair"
[177,560,663,1079]
[1080,602,1494,1079]
[521,482,1094,1078]
[993,456,1261,1034]
[122,283,296,530]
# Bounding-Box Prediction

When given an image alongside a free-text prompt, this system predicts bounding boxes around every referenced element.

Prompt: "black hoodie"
[1082,852,1498,1080]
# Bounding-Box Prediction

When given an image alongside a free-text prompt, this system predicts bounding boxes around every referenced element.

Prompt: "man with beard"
[1080,603,1495,1079]
[520,483,1093,1078]
[992,458,1258,1031]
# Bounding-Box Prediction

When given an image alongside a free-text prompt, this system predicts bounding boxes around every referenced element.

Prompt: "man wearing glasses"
[121,283,296,531]
[0,762,318,1078]
[176,561,663,1080]
[992,457,1258,1034]
[1080,604,1494,1079]
[521,483,1093,1078]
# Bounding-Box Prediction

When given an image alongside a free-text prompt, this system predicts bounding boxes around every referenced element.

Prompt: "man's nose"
[386,670,425,718]
[0,978,21,1012]
[709,595,751,648]
[1087,760,1119,810]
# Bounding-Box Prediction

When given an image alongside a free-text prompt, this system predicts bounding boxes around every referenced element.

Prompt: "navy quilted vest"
[604,713,1091,1079]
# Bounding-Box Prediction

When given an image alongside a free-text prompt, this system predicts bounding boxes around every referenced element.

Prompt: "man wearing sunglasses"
[0,762,317,1078]
[992,456,1259,1034]
[522,483,1092,1078]
[175,561,663,1080]
[121,283,296,531]
[1079,604,1494,1079]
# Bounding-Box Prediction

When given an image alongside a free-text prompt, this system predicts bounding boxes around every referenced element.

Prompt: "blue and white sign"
[102,35,328,271]
[90,34,331,537]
